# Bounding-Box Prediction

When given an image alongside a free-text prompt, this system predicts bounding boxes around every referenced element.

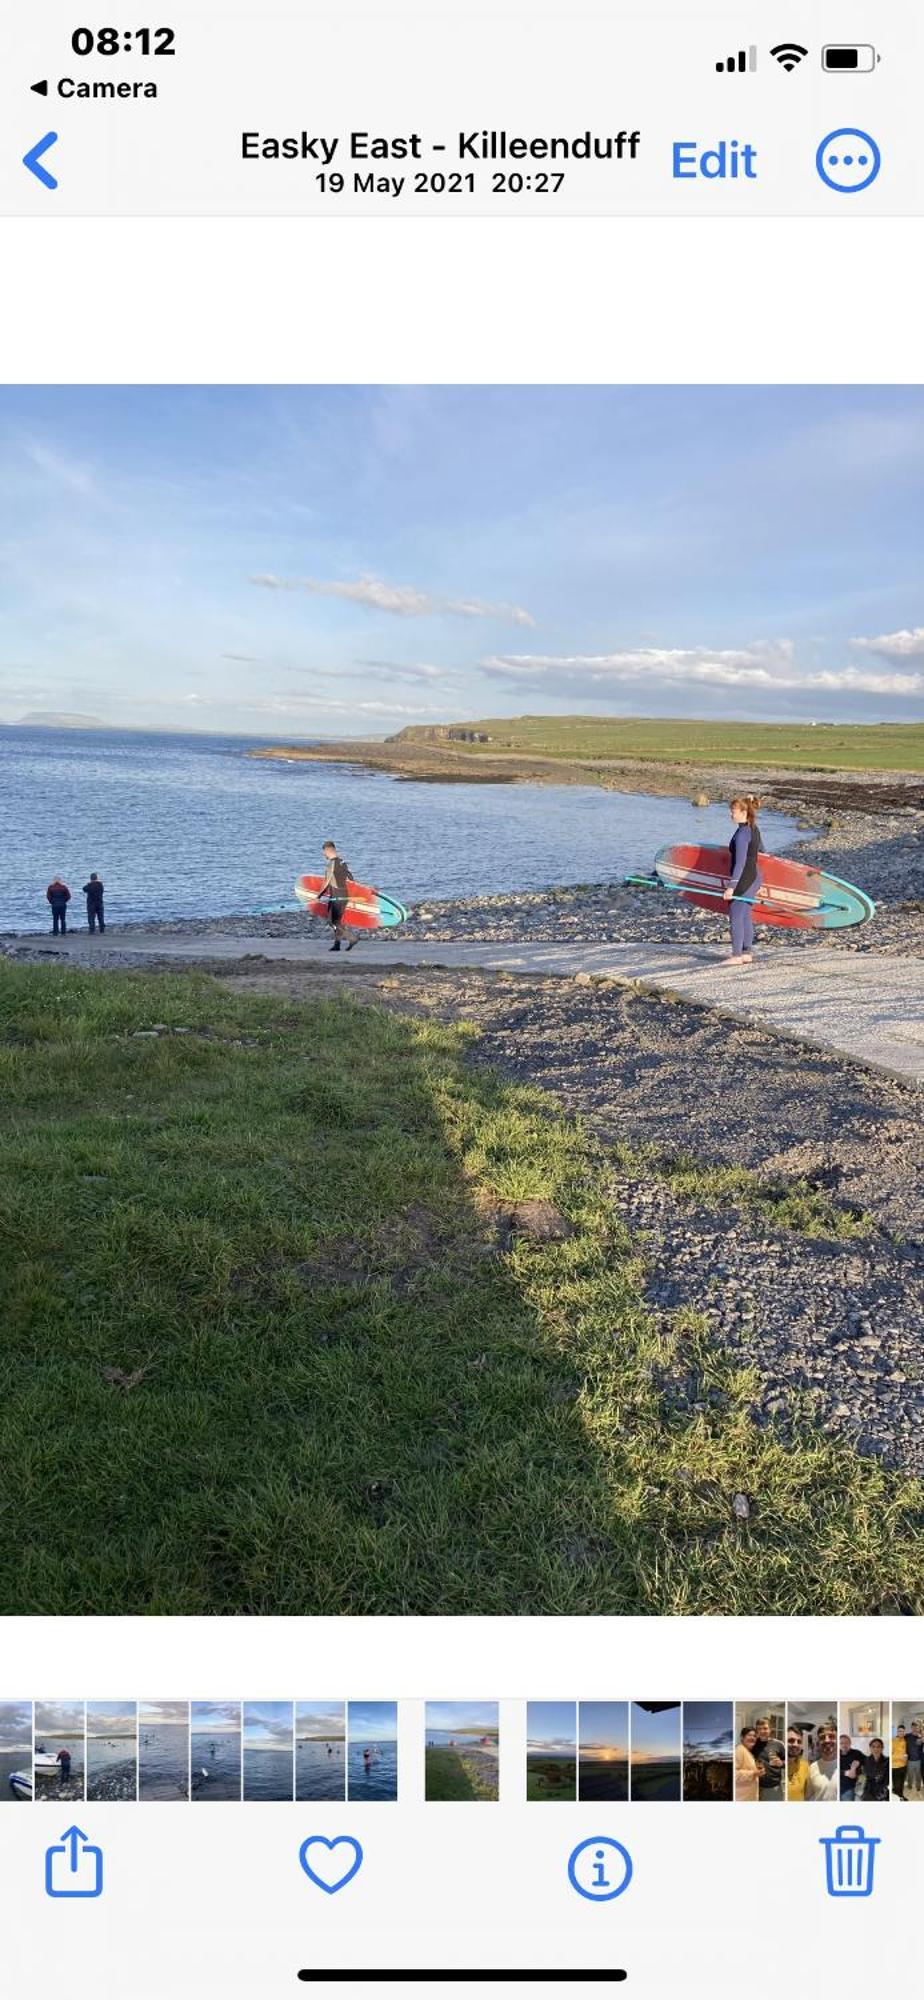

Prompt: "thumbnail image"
[425,1702,499,1801]
[840,1702,890,1802]
[786,1701,838,1801]
[682,1702,733,1802]
[891,1703,924,1801]
[243,1703,294,1801]
[526,1702,577,1801]
[630,1703,681,1801]
[191,1702,242,1801]
[86,1700,137,1802]
[734,1704,784,1802]
[1,1702,33,1803]
[578,1702,629,1802]
[295,1703,346,1802]
[34,1701,85,1802]
[139,1700,190,1801]
[347,1702,398,1802]
[788,1696,836,1808]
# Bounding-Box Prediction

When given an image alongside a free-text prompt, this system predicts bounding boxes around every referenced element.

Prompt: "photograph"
[242,1703,294,1802]
[295,1703,346,1802]
[891,1703,924,1801]
[578,1702,629,1802]
[1,384,923,1620]
[424,1702,499,1801]
[787,1702,839,1801]
[34,1700,85,1802]
[191,1702,242,1801]
[347,1703,398,1802]
[138,1701,190,1802]
[682,1702,733,1802]
[630,1703,681,1801]
[526,1702,577,1802]
[86,1701,138,1802]
[1,1702,33,1803]
[839,1702,890,1802]
[734,1704,785,1802]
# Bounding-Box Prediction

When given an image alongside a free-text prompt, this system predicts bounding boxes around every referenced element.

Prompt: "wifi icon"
[771,41,809,70]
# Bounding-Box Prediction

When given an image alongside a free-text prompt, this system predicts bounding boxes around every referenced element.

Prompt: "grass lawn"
[400,715,924,772]
[526,1758,577,1801]
[425,1746,498,1801]
[2,959,923,1616]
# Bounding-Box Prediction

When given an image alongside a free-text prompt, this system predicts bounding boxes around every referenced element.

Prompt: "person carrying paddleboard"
[722,794,763,966]
[317,840,356,952]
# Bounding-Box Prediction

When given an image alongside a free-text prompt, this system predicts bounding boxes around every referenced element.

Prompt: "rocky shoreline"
[6,803,921,959]
[87,1759,138,1802]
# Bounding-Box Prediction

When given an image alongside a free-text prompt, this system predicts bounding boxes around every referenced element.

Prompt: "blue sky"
[243,1701,293,1747]
[1,387,922,732]
[427,1701,498,1735]
[87,1701,136,1734]
[348,1701,397,1743]
[295,1703,345,1738]
[579,1702,629,1756]
[682,1702,733,1755]
[631,1703,681,1763]
[527,1702,576,1753]
[191,1702,241,1734]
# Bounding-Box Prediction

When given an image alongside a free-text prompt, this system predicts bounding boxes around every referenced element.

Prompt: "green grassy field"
[400,716,924,772]
[425,1745,499,1801]
[526,1757,577,1801]
[2,960,922,1616]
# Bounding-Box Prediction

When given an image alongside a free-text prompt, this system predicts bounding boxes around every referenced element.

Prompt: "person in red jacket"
[46,876,71,936]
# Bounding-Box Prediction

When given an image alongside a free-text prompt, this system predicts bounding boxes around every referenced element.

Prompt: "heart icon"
[298,1835,364,1896]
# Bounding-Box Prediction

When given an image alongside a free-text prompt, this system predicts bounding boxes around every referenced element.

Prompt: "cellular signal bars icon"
[716,45,757,73]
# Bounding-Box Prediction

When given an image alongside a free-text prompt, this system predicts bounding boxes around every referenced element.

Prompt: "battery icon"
[822,44,880,71]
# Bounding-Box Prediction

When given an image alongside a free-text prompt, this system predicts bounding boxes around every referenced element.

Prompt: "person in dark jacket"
[722,794,763,966]
[82,872,105,933]
[46,876,71,935]
[840,1734,864,1801]
[861,1739,890,1801]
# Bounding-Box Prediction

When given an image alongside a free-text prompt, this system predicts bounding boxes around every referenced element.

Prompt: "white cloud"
[250,570,533,626]
[23,437,100,501]
[480,643,924,700]
[852,627,924,661]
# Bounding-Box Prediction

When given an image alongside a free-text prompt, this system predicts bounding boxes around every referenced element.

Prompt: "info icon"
[567,1836,633,1903]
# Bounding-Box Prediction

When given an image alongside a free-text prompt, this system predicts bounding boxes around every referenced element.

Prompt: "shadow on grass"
[1,959,922,1616]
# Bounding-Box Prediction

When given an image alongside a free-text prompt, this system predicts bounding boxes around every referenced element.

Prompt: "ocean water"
[191,1731,241,1800]
[296,1738,346,1801]
[33,1731,85,1800]
[0,726,803,931]
[347,1740,398,1802]
[138,1723,189,1801]
[87,1736,137,1774]
[243,1747,294,1801]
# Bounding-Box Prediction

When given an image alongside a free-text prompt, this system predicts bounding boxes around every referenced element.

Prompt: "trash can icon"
[819,1825,880,1898]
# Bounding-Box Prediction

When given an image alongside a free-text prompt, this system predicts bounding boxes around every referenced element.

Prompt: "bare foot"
[720,953,749,966]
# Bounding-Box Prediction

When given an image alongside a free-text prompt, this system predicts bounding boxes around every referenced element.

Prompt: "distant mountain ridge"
[14,712,107,729]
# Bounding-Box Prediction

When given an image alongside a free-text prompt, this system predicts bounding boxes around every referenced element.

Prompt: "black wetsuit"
[727,822,763,899]
[326,857,353,933]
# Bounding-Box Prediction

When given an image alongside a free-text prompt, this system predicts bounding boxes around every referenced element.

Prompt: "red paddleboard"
[653,843,874,931]
[294,874,407,931]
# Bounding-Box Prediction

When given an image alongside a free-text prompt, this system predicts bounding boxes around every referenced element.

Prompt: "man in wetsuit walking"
[318,841,355,951]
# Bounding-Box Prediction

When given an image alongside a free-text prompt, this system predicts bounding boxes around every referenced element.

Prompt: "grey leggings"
[730,898,754,955]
